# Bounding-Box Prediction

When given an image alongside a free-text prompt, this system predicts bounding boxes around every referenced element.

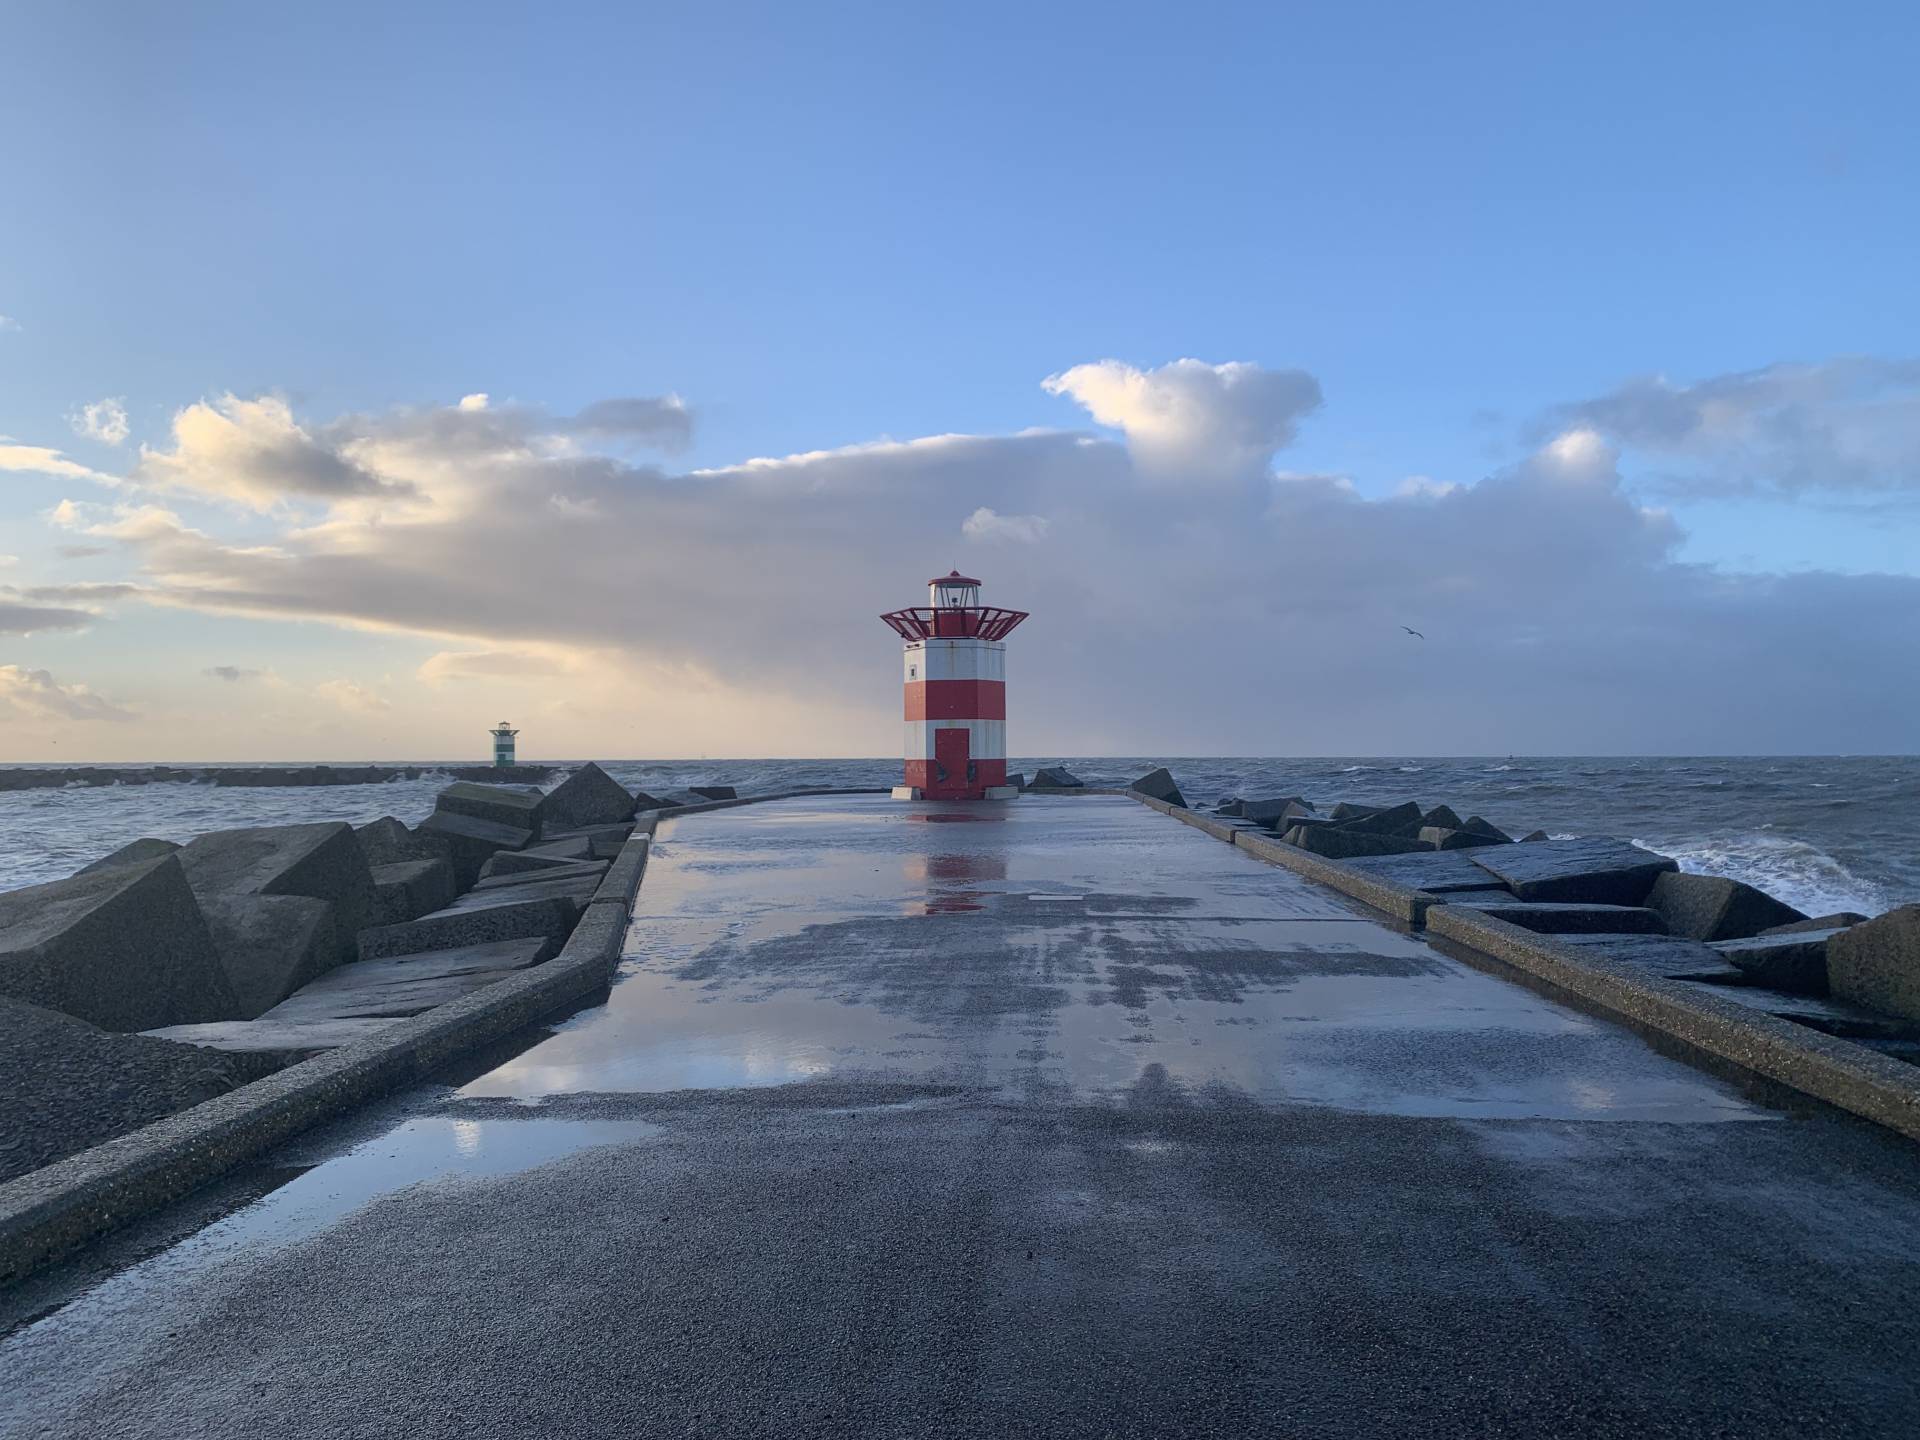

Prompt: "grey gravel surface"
[5,794,1918,1439]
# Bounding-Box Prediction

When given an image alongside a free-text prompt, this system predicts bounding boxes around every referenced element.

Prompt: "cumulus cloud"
[0,443,118,485]
[18,360,1920,753]
[70,398,130,447]
[0,315,19,333]
[962,507,1051,544]
[1043,357,1322,487]
[418,648,579,684]
[134,394,407,511]
[314,678,391,713]
[1544,357,1920,496]
[0,666,133,722]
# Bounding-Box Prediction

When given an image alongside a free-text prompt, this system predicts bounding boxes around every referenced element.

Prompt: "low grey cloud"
[14,581,141,604]
[1543,357,1920,497]
[0,665,133,722]
[50,361,1919,753]
[205,665,263,682]
[0,601,94,636]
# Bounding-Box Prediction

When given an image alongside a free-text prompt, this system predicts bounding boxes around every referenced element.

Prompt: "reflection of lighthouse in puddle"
[903,850,1010,914]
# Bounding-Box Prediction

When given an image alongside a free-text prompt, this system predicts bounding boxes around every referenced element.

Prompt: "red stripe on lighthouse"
[903,680,1006,722]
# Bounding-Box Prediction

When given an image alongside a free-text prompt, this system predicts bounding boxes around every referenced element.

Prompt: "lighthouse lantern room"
[880,570,1028,800]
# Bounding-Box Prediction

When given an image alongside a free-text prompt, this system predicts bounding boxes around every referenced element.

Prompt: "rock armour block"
[541,762,639,829]
[1827,905,1920,1021]
[1467,838,1676,905]
[1646,871,1807,942]
[0,856,238,1031]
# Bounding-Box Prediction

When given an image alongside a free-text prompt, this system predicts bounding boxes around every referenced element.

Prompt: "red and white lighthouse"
[881,570,1028,800]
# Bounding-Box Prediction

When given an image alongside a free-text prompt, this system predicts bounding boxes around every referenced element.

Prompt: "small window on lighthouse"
[909,665,917,680]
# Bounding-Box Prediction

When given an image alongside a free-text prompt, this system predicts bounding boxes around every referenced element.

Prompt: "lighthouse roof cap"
[929,570,982,587]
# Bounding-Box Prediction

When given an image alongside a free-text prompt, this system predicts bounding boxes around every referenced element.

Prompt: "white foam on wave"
[1651,831,1892,918]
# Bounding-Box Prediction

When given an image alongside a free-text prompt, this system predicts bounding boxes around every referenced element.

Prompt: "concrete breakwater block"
[1466,838,1676,905]
[1341,849,1517,896]
[1828,905,1920,1021]
[414,810,535,889]
[0,856,238,1031]
[1128,768,1187,808]
[1451,900,1668,935]
[480,846,586,878]
[1335,800,1426,837]
[541,762,638,830]
[262,969,527,1022]
[1645,871,1807,942]
[1710,928,1846,995]
[470,859,608,893]
[357,889,588,962]
[1548,932,1745,983]
[370,857,457,926]
[1286,824,1428,859]
[292,936,553,989]
[1418,826,1507,850]
[433,781,547,834]
[1242,796,1314,827]
[76,837,181,875]
[195,892,342,1018]
[354,815,439,866]
[1029,766,1083,788]
[687,785,737,800]
[139,1017,404,1064]
[1766,912,1868,935]
[0,996,249,1185]
[177,822,377,950]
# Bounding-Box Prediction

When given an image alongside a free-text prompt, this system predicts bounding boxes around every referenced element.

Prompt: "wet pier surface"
[5,794,1920,1437]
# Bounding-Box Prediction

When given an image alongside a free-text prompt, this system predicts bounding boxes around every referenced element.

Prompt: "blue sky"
[2,2,1918,758]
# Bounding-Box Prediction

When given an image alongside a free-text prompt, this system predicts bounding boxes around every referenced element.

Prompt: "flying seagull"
[1401,625,1425,640]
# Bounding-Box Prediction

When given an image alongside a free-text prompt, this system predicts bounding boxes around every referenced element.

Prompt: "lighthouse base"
[890,786,923,800]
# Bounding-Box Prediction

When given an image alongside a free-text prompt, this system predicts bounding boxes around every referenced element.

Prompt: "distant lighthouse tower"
[490,721,519,769]
[881,570,1028,800]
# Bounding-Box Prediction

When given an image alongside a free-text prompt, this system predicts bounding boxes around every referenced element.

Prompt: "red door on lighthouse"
[931,728,971,800]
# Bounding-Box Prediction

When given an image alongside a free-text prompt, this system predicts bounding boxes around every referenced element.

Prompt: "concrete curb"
[1128,792,1437,925]
[1426,905,1920,1143]
[0,825,659,1286]
[1124,791,1920,1143]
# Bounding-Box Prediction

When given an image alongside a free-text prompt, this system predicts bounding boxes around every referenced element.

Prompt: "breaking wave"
[1653,832,1893,918]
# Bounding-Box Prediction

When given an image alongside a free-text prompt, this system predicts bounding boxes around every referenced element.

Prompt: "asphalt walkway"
[4,794,1918,1437]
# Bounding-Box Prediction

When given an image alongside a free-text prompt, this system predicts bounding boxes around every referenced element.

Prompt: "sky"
[2,1,1918,761]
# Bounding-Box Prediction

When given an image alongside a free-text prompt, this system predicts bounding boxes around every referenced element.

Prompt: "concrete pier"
[4,794,1919,1436]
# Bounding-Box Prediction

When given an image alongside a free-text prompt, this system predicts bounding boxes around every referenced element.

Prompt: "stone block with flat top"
[1287,824,1429,859]
[1827,905,1920,1021]
[0,856,237,1031]
[1710,928,1845,995]
[414,810,535,889]
[1467,837,1676,905]
[1645,871,1806,942]
[433,781,547,834]
[1451,900,1667,935]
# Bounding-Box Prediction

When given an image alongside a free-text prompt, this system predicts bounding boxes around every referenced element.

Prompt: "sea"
[2,756,1914,917]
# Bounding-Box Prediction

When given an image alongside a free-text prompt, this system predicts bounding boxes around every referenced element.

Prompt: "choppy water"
[2,756,1914,917]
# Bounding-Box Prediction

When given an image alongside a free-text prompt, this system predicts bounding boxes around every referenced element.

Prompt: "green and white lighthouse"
[490,721,519,768]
